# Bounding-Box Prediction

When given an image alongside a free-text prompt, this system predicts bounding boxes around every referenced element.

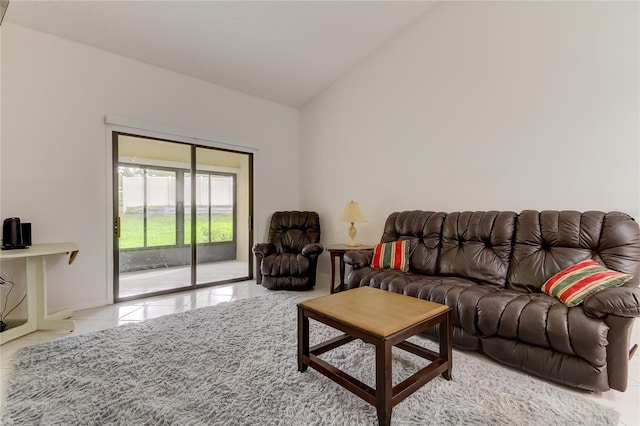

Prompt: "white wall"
[1,2,638,308]
[0,23,299,312]
[300,1,640,276]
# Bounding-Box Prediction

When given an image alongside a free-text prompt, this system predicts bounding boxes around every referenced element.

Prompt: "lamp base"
[347,223,357,247]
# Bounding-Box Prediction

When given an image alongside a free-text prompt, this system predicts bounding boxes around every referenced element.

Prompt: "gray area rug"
[3,293,619,425]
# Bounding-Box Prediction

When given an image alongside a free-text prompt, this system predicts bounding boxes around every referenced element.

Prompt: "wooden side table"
[326,244,374,293]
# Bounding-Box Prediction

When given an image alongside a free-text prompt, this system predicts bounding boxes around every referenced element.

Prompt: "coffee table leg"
[440,309,453,380]
[375,341,393,426]
[297,305,309,372]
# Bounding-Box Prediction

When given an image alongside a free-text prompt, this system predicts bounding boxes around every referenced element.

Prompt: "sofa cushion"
[347,267,425,293]
[508,210,640,293]
[438,211,517,287]
[260,253,309,277]
[541,259,631,307]
[371,240,409,271]
[476,290,609,367]
[403,277,500,338]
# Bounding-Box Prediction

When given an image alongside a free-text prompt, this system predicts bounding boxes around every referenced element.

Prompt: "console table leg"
[33,257,76,331]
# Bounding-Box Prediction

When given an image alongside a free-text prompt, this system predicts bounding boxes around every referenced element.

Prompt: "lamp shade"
[340,201,367,223]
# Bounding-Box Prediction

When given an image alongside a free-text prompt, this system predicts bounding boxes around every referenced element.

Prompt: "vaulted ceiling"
[5,1,435,107]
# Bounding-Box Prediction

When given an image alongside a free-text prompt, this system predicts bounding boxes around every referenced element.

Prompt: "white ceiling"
[5,1,435,107]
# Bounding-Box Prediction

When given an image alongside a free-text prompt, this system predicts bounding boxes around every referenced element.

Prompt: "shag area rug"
[3,294,619,425]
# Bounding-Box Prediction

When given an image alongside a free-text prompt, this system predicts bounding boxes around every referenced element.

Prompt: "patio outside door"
[113,133,253,302]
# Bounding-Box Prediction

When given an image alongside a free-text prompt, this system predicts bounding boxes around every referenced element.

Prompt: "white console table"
[0,242,79,345]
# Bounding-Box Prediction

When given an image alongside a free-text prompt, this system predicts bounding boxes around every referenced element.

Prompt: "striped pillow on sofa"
[371,240,410,272]
[541,259,632,307]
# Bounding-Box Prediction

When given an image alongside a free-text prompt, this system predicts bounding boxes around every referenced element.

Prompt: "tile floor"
[1,280,639,425]
[118,260,249,298]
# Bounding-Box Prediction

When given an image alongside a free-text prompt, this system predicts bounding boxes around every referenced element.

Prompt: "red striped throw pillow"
[541,259,631,307]
[371,240,410,272]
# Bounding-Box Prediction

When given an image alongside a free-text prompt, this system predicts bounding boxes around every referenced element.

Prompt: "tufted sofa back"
[380,210,640,292]
[268,211,320,254]
[439,211,517,287]
[380,211,446,275]
[507,210,640,292]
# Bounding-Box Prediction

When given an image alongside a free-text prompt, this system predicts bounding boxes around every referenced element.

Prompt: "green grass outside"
[120,213,233,249]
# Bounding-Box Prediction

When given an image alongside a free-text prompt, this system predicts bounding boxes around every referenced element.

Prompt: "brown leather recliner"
[344,210,640,392]
[253,211,323,290]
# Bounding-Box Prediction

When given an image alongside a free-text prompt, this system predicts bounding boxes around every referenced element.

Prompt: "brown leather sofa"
[344,210,640,392]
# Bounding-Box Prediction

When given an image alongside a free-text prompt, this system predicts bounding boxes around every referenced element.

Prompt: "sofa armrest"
[583,286,640,318]
[344,250,373,269]
[252,243,276,257]
[301,243,323,257]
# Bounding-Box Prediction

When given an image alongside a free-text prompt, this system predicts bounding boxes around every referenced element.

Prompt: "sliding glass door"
[113,133,253,302]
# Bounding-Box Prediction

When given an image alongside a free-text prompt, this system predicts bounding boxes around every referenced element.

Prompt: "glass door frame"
[112,131,254,303]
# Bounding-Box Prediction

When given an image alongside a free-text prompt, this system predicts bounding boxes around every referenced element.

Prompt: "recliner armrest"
[252,243,276,257]
[583,286,640,318]
[301,243,323,257]
[344,250,373,269]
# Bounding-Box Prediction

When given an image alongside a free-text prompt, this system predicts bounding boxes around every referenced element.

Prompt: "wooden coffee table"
[297,286,452,426]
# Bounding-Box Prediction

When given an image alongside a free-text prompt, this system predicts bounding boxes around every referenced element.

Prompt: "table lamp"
[340,201,368,246]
